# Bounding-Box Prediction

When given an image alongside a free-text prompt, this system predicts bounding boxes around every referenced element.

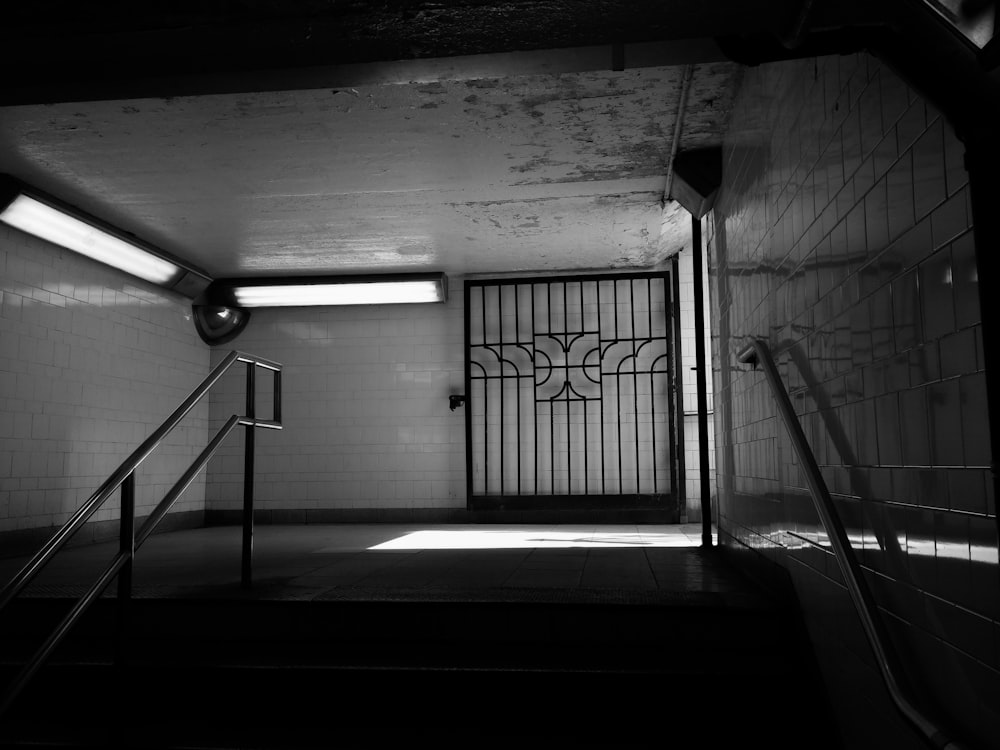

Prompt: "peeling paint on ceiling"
[0,61,740,278]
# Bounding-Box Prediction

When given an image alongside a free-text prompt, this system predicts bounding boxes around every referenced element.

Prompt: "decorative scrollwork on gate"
[466,274,676,507]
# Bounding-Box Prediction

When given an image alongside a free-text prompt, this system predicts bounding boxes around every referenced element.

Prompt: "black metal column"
[691,214,713,547]
[464,282,474,505]
[242,362,255,589]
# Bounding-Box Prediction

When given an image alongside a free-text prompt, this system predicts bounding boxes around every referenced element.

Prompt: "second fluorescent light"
[228,274,448,307]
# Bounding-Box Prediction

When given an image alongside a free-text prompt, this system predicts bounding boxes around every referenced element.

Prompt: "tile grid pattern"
[0,226,210,532]
[709,52,999,746]
[205,270,700,516]
[204,278,467,512]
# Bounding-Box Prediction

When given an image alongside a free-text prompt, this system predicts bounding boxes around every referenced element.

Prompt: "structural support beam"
[0,41,730,106]
[0,1,900,105]
[670,148,722,220]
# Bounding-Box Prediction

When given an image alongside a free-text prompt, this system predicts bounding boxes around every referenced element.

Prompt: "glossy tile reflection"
[709,51,999,748]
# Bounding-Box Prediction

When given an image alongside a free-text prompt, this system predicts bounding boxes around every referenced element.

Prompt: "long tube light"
[0,175,209,292]
[213,273,448,308]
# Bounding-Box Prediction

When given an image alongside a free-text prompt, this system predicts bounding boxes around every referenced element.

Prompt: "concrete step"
[1,662,840,749]
[0,593,843,749]
[0,592,794,669]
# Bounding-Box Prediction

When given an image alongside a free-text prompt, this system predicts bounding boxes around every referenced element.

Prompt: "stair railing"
[0,350,282,716]
[737,338,965,750]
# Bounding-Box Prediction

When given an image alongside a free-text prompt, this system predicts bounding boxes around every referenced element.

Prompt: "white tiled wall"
[0,225,210,533]
[204,278,466,512]
[0,220,719,527]
[710,52,998,747]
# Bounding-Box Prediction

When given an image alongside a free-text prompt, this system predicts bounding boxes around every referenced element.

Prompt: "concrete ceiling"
[0,1,875,282]
[0,61,738,278]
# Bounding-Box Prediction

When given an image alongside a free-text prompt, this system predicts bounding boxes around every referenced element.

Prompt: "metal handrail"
[0,351,279,612]
[0,350,282,717]
[737,338,964,750]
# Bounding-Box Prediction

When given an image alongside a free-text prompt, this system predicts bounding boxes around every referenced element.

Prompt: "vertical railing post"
[242,362,256,589]
[116,471,135,670]
[273,368,282,424]
[118,471,135,600]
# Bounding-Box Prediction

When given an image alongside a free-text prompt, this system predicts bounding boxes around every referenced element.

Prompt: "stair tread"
[15,583,777,607]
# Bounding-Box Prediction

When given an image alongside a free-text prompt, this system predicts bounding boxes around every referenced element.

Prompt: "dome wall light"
[209,272,449,308]
[192,282,250,345]
[0,174,211,297]
[191,304,252,345]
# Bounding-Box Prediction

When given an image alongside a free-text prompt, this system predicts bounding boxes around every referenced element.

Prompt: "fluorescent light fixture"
[0,175,210,293]
[220,273,448,308]
[1,194,179,284]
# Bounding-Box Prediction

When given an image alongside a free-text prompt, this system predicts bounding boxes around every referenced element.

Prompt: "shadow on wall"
[771,338,982,732]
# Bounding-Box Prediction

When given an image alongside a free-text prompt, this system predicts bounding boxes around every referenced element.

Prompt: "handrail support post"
[273,369,282,424]
[0,350,283,720]
[242,362,256,589]
[117,471,135,601]
[116,471,135,668]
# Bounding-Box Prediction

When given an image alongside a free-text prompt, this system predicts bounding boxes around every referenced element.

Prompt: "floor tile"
[0,522,748,602]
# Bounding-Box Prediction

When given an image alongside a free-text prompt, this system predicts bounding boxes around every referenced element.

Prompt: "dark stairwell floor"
[0,523,732,604]
[0,524,843,749]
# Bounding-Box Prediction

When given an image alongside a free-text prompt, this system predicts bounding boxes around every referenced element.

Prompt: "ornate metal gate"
[464,272,679,513]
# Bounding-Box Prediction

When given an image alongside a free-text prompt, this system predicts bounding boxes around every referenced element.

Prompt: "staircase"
[0,571,842,749]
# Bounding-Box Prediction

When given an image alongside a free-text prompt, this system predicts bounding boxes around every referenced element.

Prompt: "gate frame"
[463,267,686,520]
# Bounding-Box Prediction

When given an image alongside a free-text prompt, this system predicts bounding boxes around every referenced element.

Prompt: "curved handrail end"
[736,343,759,366]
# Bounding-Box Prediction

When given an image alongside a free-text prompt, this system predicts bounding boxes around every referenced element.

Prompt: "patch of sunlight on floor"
[367,529,702,550]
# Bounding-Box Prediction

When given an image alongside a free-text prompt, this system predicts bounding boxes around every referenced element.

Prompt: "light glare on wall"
[230,275,448,307]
